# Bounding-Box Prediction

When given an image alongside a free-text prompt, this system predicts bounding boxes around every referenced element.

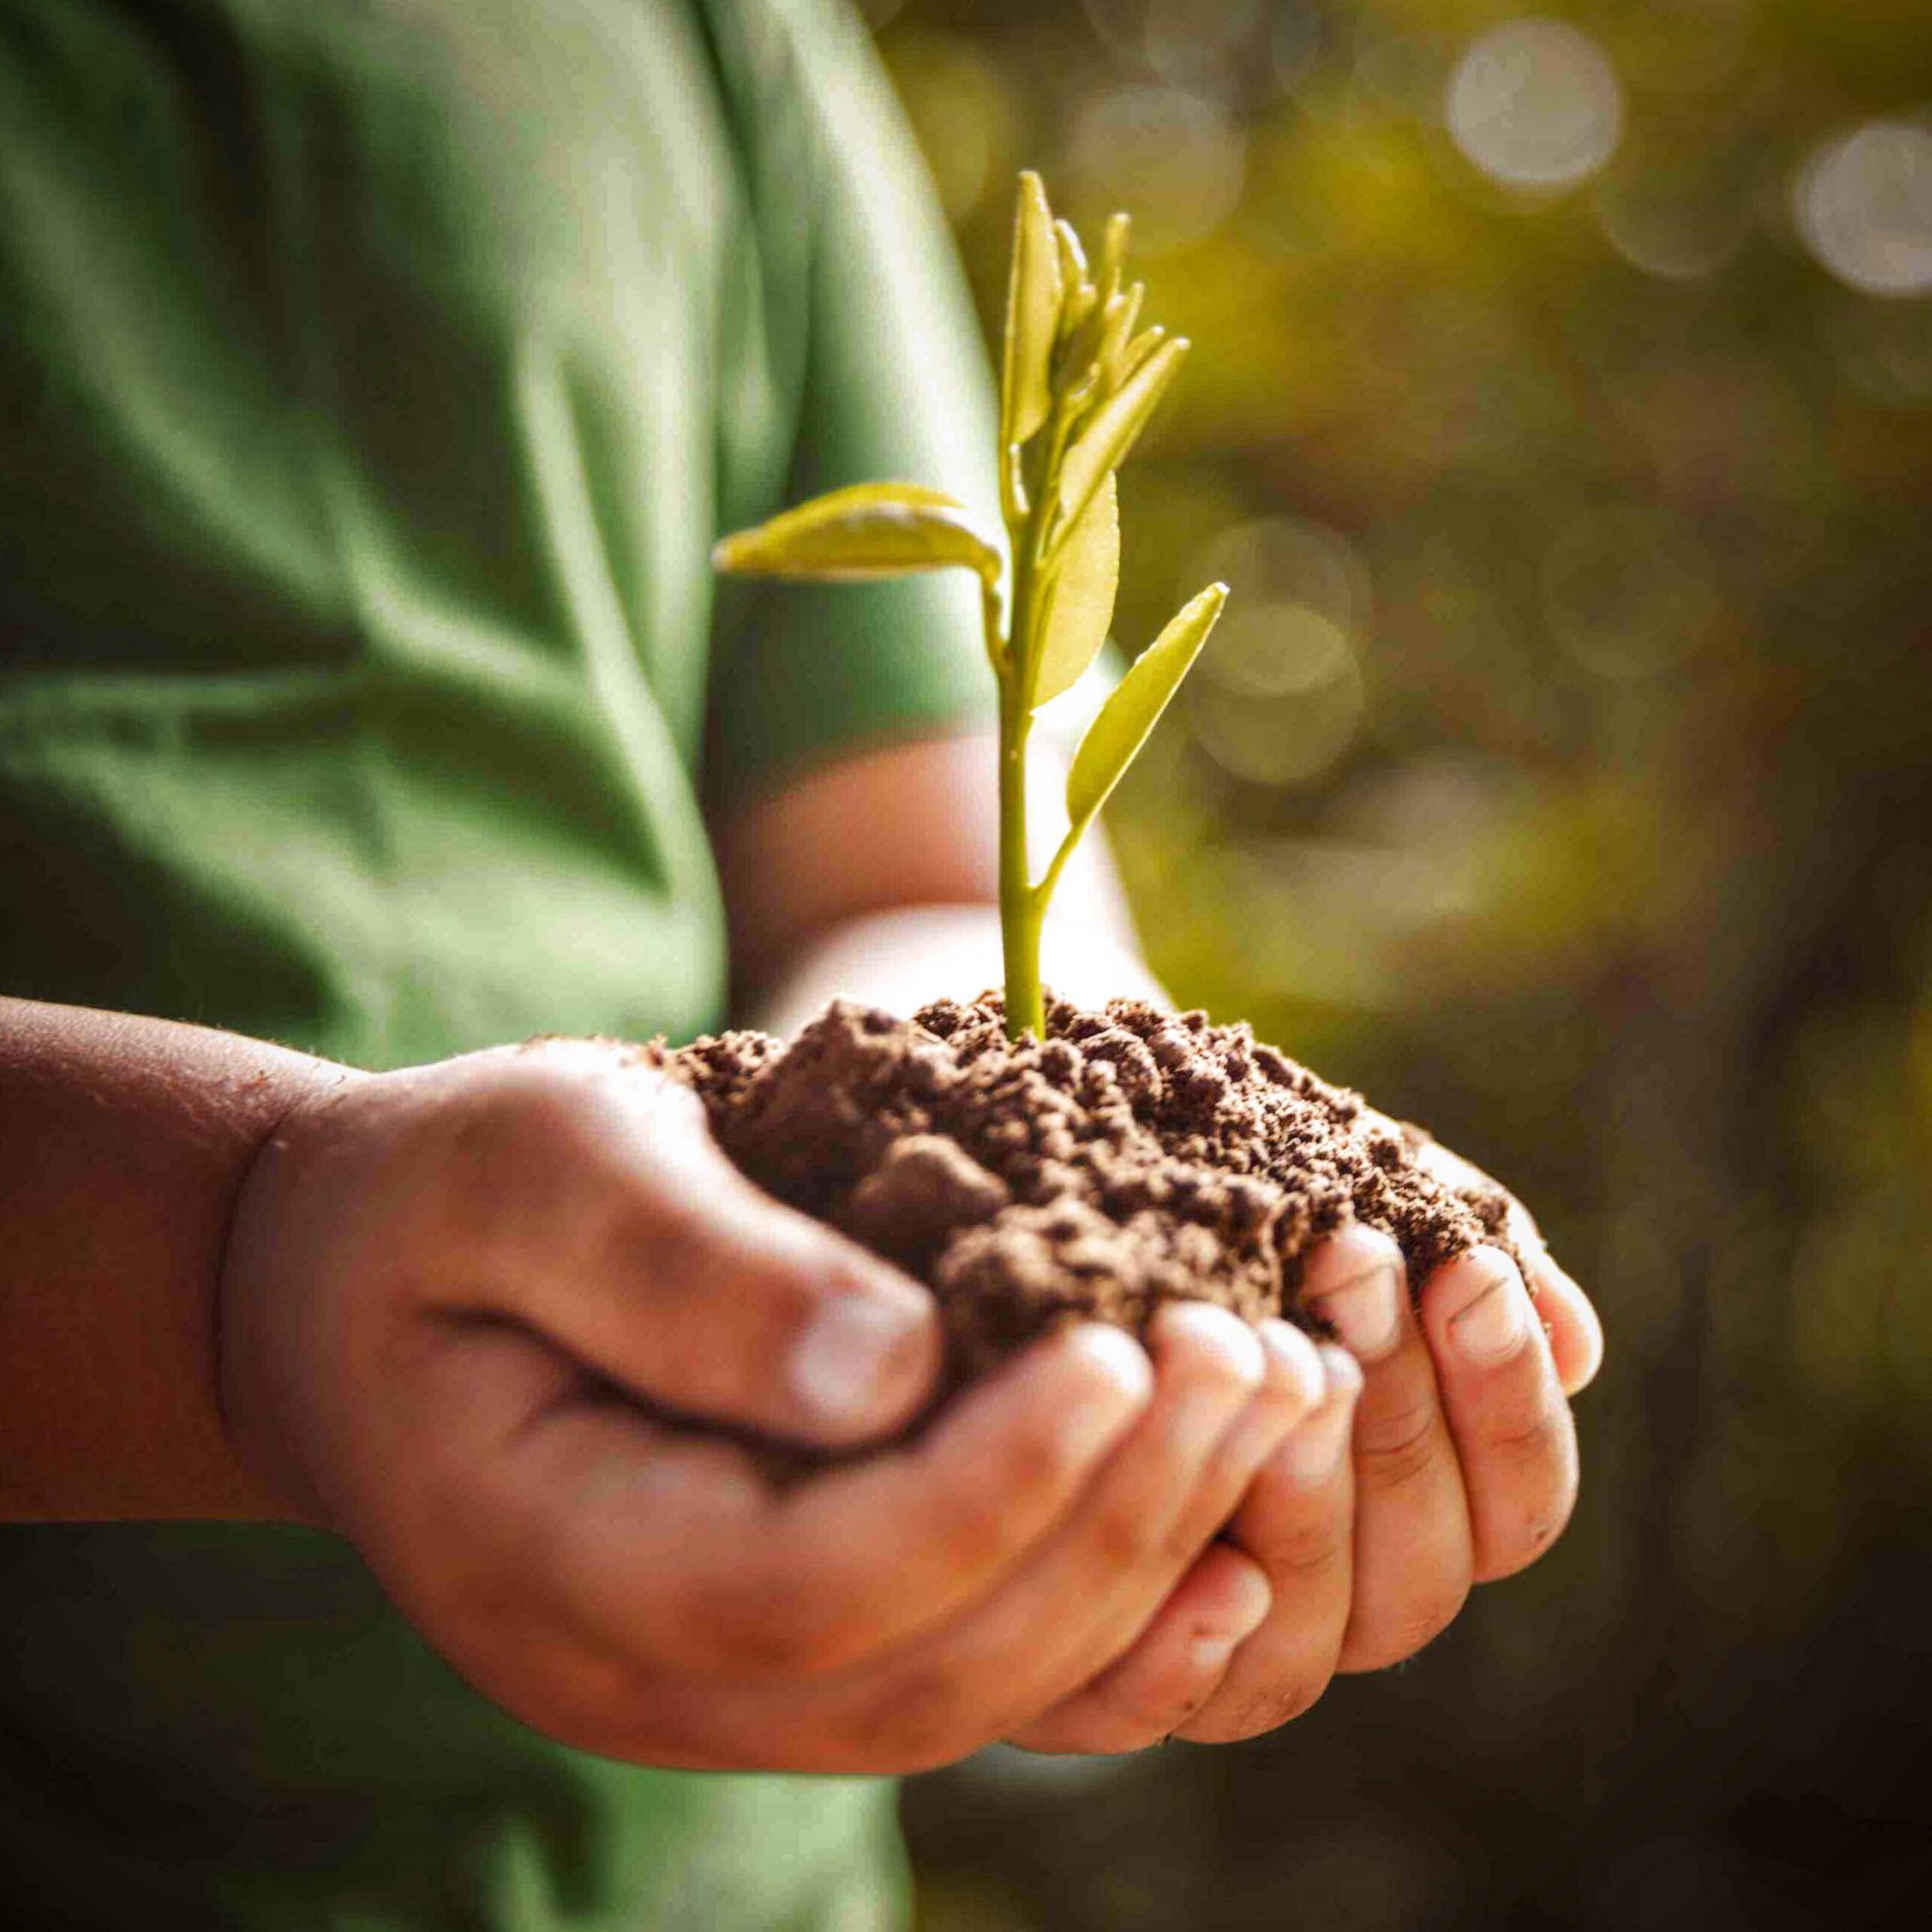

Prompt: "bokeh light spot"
[1190,603,1363,786]
[1445,17,1623,194]
[1186,515,1373,638]
[1793,119,1932,299]
[1079,0,1266,86]
[1201,600,1353,700]
[1066,85,1246,256]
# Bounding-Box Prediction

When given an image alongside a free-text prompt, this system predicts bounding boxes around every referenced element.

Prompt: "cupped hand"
[1008,1130,1604,1752]
[217,1039,1332,1773]
[219,1039,1600,1768]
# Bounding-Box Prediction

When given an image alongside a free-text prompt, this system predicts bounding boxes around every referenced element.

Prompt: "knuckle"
[1090,1496,1157,1573]
[930,1423,1079,1576]
[468,1058,600,1153]
[1344,1585,1470,1672]
[950,1422,1089,1568]
[441,1085,574,1214]
[631,1199,723,1306]
[934,1481,1023,1578]
[1352,1393,1445,1492]
[1157,1510,1220,1570]
[977,1414,1084,1519]
[1263,1515,1349,1582]
[1481,1390,1567,1465]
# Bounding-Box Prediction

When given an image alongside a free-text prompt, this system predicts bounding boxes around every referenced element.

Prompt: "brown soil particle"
[666,992,1524,1401]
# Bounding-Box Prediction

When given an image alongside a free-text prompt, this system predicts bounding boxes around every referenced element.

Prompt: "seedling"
[712,173,1227,1040]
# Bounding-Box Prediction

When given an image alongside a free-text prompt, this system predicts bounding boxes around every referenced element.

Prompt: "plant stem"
[996,371,1079,1041]
[998,678,1044,1039]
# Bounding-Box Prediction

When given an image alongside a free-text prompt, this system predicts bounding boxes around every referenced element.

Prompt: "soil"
[660,992,1524,1425]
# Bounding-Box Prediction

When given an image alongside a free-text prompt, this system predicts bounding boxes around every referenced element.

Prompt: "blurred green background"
[861,2,1932,1926]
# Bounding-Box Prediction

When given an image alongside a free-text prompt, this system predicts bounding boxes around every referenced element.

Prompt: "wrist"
[214,1061,371,1531]
[0,1000,357,1522]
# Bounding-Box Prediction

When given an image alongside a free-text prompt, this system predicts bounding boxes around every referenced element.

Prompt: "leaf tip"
[1189,579,1230,628]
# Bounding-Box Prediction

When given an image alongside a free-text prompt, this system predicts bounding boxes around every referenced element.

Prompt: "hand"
[1312,1119,1601,1666]
[1002,1134,1603,1752]
[217,1038,1325,1774]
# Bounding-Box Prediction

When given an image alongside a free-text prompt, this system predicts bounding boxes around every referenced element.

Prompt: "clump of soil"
[663,992,1522,1402]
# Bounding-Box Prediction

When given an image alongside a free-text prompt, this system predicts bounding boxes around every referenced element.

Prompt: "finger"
[808,1302,1292,1765]
[1417,1246,1579,1583]
[471,1048,944,1448]
[1297,1223,1474,1675]
[583,1307,1294,1774]
[388,1309,1151,1695]
[998,1304,1306,1702]
[1006,1312,1324,1752]
[1004,1543,1272,1755]
[1177,1342,1361,1743]
[1408,1135,1602,1398]
[1525,1250,1604,1397]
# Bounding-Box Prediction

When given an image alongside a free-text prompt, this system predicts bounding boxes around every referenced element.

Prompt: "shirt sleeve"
[702,0,1001,810]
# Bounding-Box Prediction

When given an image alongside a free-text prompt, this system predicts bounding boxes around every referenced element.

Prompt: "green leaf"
[1096,213,1131,304]
[1031,474,1118,709]
[1096,283,1144,395]
[1054,219,1096,341]
[1054,337,1188,542]
[710,482,1001,583]
[1065,583,1226,834]
[1119,326,1168,383]
[1001,173,1061,452]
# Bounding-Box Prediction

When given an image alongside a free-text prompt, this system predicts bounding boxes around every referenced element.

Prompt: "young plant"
[712,172,1227,1040]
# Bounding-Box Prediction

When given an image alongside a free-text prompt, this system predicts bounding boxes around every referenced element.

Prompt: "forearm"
[721,730,1167,1038]
[0,998,349,1521]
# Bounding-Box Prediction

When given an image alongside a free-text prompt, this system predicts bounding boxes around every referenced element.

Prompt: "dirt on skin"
[660,992,1524,1410]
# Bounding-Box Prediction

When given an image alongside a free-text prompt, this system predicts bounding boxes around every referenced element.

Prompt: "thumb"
[513,1066,942,1451]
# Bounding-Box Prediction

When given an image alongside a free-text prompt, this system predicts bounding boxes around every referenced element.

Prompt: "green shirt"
[0,0,996,1922]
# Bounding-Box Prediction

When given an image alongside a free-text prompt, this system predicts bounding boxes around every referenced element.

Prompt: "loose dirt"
[664,993,1523,1404]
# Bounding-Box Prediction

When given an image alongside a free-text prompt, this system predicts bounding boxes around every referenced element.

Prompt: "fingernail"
[1157,1301,1267,1381]
[1307,1265,1402,1362]
[1317,1342,1364,1403]
[1192,1567,1273,1670]
[1060,1324,1156,1445]
[1189,1635,1236,1675]
[1447,1269,1530,1365]
[1284,1348,1360,1485]
[1257,1317,1323,1413]
[1156,1303,1266,1452]
[788,1291,931,1427]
